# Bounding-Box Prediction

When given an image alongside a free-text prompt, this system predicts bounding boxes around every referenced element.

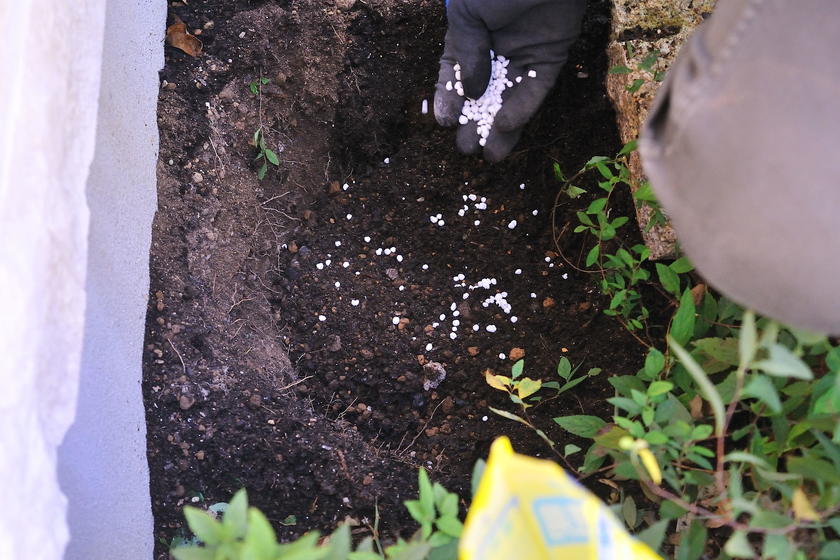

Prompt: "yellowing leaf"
[792,487,820,521]
[515,378,542,399]
[638,448,662,485]
[484,370,510,392]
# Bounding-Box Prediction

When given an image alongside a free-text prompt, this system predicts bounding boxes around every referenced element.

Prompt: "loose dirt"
[145,0,644,556]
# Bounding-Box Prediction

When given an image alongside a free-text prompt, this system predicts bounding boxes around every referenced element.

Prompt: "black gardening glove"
[435,0,586,162]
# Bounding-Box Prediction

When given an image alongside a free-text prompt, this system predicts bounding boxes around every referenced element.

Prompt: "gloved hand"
[435,0,586,162]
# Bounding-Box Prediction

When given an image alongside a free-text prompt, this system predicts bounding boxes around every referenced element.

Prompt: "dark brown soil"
[144,0,644,556]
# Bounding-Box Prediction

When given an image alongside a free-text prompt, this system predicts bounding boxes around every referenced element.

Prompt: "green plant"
[552,140,669,340]
[553,313,840,558]
[485,357,601,470]
[248,75,280,180]
[172,469,463,560]
[609,47,664,93]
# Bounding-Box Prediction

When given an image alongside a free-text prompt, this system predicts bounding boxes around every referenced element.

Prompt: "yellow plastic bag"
[459,437,662,560]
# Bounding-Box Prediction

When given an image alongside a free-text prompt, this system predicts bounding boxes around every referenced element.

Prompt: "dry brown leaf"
[691,283,707,306]
[166,16,203,57]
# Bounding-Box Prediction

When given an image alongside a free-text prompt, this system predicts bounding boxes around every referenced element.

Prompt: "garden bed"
[144,0,644,556]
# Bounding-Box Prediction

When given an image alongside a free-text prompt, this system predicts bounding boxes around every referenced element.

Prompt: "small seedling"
[249,76,270,95]
[252,128,280,180]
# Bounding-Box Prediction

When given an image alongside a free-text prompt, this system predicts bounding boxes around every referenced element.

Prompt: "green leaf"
[566,185,587,199]
[470,459,486,498]
[626,78,645,93]
[435,516,463,537]
[257,162,268,180]
[437,489,458,519]
[608,397,641,415]
[593,424,630,450]
[618,139,638,156]
[404,500,429,524]
[183,507,223,546]
[585,244,600,267]
[621,495,638,529]
[725,530,755,558]
[754,343,813,380]
[647,381,673,397]
[743,375,782,414]
[587,197,608,214]
[637,519,669,553]
[557,358,572,380]
[610,375,646,397]
[418,469,434,519]
[822,542,840,560]
[243,508,279,559]
[264,149,280,166]
[694,337,740,367]
[660,500,687,520]
[223,489,249,540]
[676,519,706,560]
[655,263,680,296]
[669,336,725,437]
[750,510,793,530]
[249,82,259,95]
[260,77,270,85]
[511,359,524,379]
[322,524,351,560]
[670,289,696,346]
[669,257,694,274]
[553,415,606,438]
[763,534,793,560]
[609,65,632,74]
[787,455,840,484]
[489,407,530,427]
[643,348,665,379]
[171,548,216,560]
[563,444,581,456]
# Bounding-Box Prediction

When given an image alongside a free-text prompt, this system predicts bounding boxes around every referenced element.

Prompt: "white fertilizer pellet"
[514,268,522,275]
[531,292,537,298]
[439,314,446,321]
[421,99,428,114]
[450,302,457,311]
[422,264,429,270]
[334,281,341,288]
[562,273,569,280]
[474,220,481,226]
[462,293,469,299]
[532,210,539,216]
[499,353,506,360]
[511,316,518,323]
[342,261,350,268]
[450,332,457,340]
[316,263,324,270]
[508,220,517,229]
[456,54,515,144]
[399,286,405,291]
[384,158,390,164]
[486,325,497,333]
[318,315,327,321]
[364,236,371,243]
[392,317,400,325]
[325,259,332,266]
[426,343,433,351]
[375,248,383,256]
[528,69,537,78]
[346,214,352,220]
[335,241,342,247]
[351,299,360,306]
[342,183,349,191]
[519,183,525,190]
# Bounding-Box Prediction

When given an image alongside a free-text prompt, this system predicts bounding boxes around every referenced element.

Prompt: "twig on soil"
[276,375,313,393]
[261,192,291,206]
[228,296,255,314]
[166,337,187,376]
[399,400,445,456]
